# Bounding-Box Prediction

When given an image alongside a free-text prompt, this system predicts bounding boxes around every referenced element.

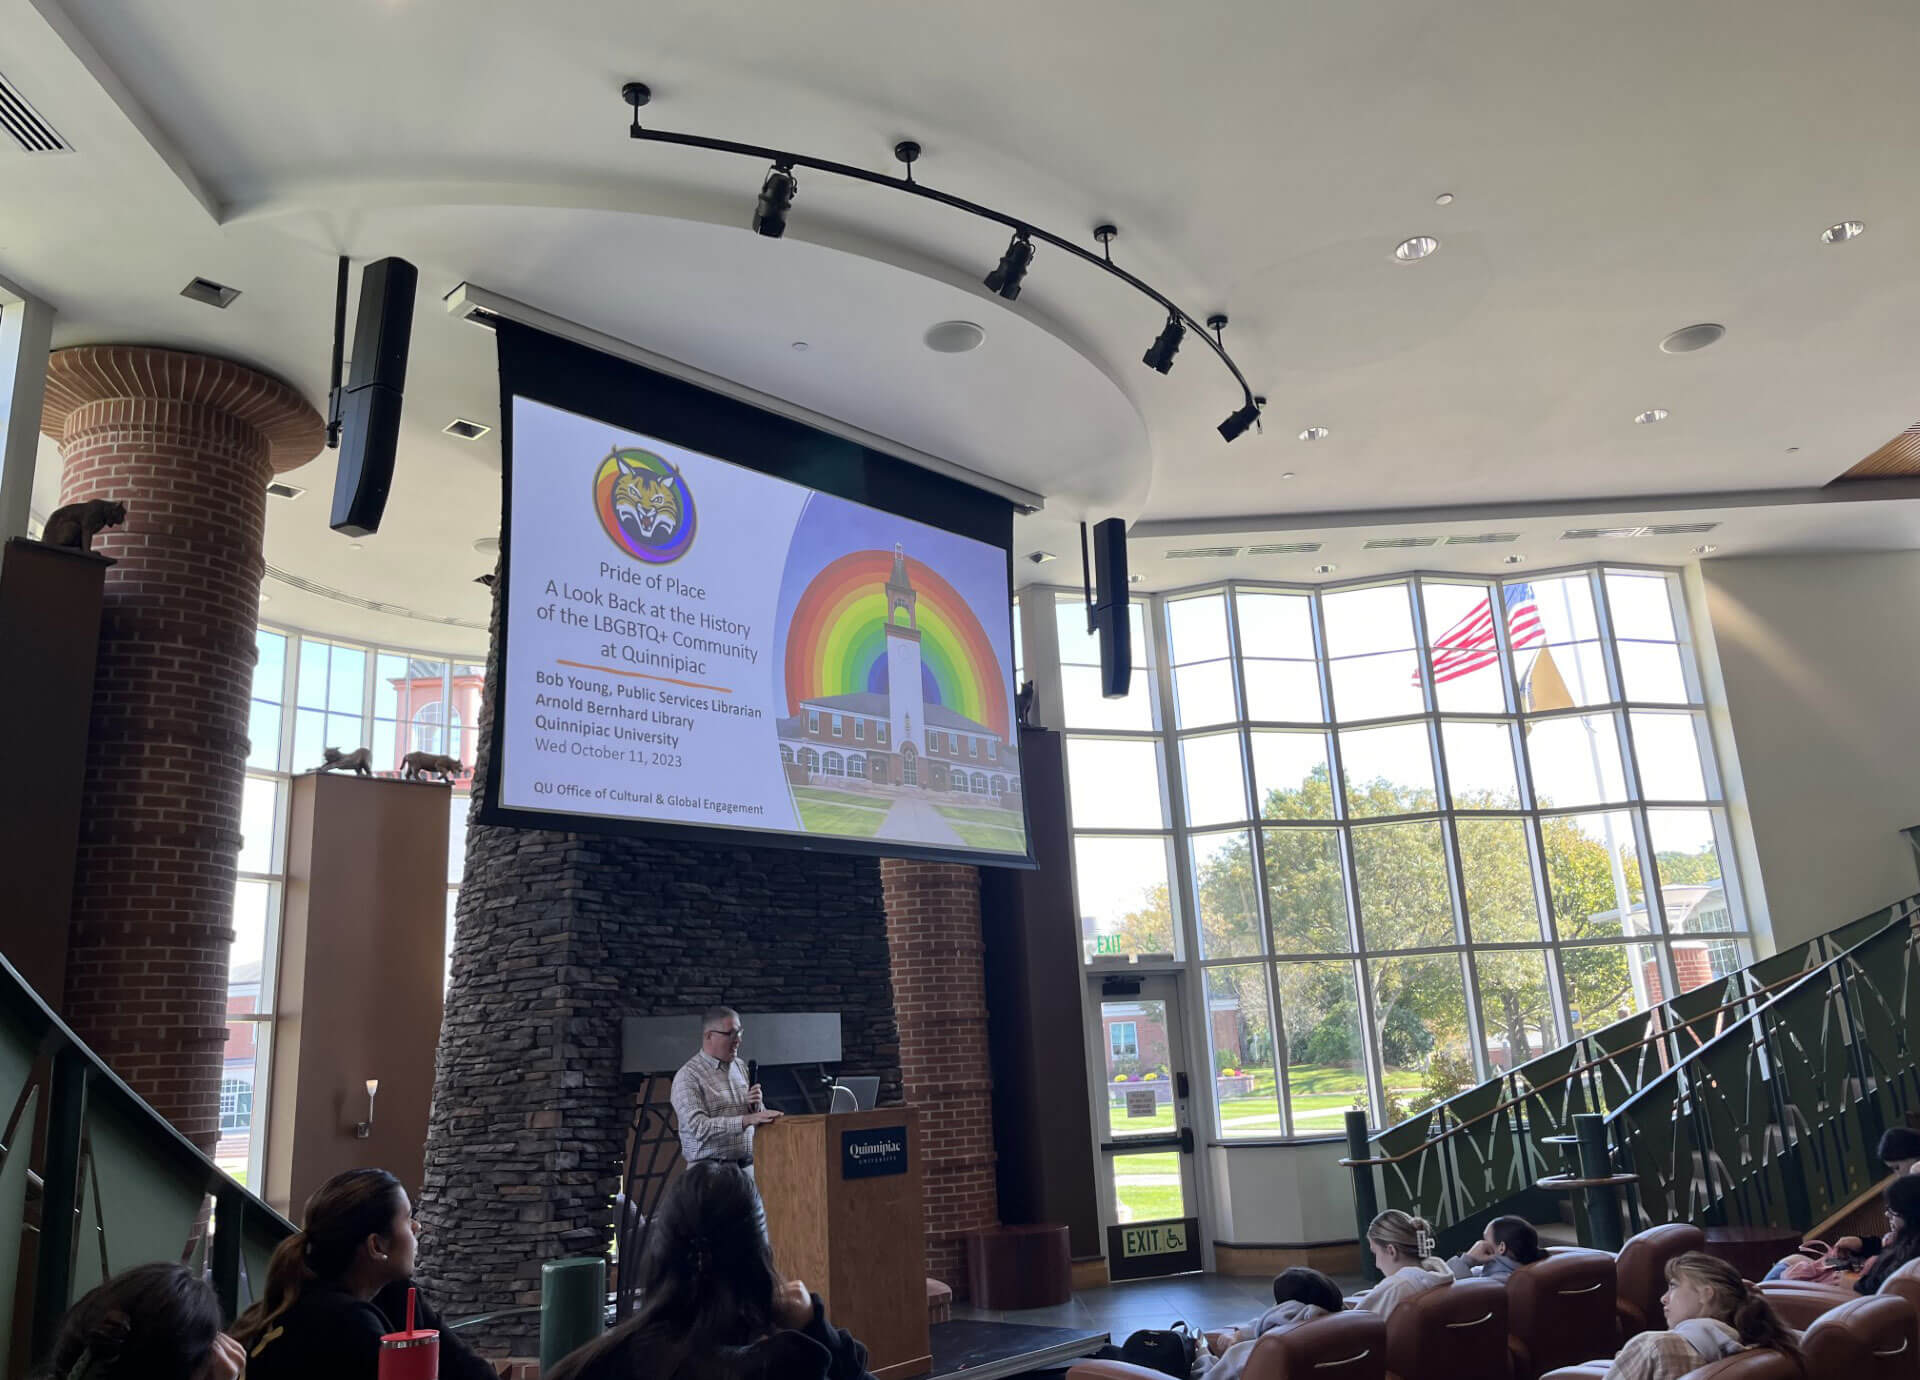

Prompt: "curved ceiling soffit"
[228,174,1158,515]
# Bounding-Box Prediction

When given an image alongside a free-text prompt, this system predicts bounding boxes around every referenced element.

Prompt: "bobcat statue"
[41,499,127,553]
[318,746,373,777]
[400,751,464,782]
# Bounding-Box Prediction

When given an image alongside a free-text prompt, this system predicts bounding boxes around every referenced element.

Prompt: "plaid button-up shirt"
[671,1050,755,1164]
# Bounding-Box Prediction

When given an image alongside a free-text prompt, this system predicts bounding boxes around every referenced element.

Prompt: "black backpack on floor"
[1119,1323,1198,1379]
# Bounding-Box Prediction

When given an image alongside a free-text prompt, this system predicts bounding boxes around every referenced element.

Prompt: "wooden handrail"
[1337,963,1834,1168]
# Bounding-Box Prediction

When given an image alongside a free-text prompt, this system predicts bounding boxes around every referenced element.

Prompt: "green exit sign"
[1095,934,1125,955]
[1121,1222,1188,1258]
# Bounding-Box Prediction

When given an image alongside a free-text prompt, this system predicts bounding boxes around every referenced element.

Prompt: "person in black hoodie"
[230,1167,497,1380]
[545,1160,874,1380]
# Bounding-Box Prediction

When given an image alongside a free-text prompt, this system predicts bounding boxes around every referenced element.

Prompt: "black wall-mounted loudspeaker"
[329,256,419,537]
[1089,517,1132,699]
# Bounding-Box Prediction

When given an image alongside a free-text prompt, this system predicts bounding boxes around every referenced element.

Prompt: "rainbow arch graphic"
[783,550,1009,741]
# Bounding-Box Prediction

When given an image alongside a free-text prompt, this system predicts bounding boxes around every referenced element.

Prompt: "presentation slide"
[496,395,1029,862]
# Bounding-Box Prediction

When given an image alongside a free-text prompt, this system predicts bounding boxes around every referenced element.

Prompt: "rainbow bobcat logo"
[592,447,696,564]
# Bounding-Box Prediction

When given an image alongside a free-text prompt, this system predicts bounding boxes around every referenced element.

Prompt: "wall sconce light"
[356,1079,379,1139]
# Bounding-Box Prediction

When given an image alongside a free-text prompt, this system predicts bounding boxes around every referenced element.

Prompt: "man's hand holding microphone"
[746,1058,782,1127]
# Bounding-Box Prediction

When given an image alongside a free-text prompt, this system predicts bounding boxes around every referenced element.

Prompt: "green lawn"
[934,807,1027,852]
[791,786,888,836]
[935,802,1023,826]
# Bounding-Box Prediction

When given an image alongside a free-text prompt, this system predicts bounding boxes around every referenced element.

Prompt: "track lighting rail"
[620,81,1262,440]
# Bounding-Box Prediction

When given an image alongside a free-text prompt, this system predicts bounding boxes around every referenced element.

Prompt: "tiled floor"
[951,1269,1373,1345]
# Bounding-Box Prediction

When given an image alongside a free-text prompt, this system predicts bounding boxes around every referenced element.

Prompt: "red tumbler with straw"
[379,1287,439,1380]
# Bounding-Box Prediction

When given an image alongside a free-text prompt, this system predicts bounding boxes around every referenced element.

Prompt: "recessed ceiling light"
[1434,193,1455,206]
[1128,573,1145,584]
[791,341,810,352]
[1314,563,1338,575]
[1634,408,1670,425]
[443,418,491,441]
[180,276,241,309]
[1822,220,1865,245]
[1281,471,1295,480]
[1504,554,1525,564]
[1025,550,1057,565]
[924,320,986,354]
[1393,236,1439,263]
[1299,426,1330,441]
[474,536,500,555]
[259,592,271,602]
[348,542,364,551]
[1659,323,1725,354]
[1786,446,1800,453]
[1693,544,1719,555]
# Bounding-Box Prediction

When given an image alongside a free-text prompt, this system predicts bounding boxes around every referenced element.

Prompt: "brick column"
[41,346,323,1149]
[881,859,999,1294]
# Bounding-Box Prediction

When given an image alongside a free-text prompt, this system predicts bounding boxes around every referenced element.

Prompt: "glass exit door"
[1091,973,1202,1279]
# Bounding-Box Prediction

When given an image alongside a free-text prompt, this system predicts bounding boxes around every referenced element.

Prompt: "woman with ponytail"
[545,1159,874,1380]
[32,1262,244,1380]
[1353,1209,1453,1318]
[231,1168,495,1380]
[1602,1252,1803,1380]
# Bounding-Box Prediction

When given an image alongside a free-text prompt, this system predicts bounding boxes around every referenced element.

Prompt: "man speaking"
[671,1006,782,1177]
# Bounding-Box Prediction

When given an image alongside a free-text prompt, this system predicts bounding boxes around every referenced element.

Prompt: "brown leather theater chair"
[1069,1313,1389,1380]
[1754,1278,1856,1329]
[1680,1351,1811,1380]
[1804,1294,1920,1380]
[1506,1251,1619,1380]
[1613,1223,1706,1339]
[1383,1278,1510,1380]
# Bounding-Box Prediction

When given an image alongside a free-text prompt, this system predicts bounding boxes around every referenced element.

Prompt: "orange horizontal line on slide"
[557,658,734,694]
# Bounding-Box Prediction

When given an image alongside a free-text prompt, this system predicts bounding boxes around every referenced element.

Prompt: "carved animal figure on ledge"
[400,751,465,782]
[318,746,373,777]
[40,499,127,553]
[1015,679,1037,729]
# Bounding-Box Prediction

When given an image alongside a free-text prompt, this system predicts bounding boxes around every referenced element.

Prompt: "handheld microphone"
[747,1059,760,1109]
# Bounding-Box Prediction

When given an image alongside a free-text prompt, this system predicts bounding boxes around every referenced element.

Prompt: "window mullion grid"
[1148,596,1196,970]
[1592,572,1681,999]
[1407,576,1490,1082]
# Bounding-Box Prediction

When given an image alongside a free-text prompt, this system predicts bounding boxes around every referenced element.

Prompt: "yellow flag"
[1524,645,1575,714]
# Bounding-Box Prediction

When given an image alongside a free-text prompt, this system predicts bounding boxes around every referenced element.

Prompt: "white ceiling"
[6,0,1920,650]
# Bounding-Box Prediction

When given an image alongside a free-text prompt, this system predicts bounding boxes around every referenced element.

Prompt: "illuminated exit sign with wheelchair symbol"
[1108,1216,1202,1278]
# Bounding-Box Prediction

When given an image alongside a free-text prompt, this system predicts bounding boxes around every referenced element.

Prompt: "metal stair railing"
[1340,893,1920,1255]
[0,949,296,1369]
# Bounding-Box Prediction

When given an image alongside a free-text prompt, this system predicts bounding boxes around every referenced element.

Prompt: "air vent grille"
[1166,546,1243,560]
[180,277,241,309]
[1245,541,1323,555]
[0,74,69,153]
[266,481,305,500]
[1444,532,1520,546]
[1363,536,1440,550]
[444,418,492,440]
[264,564,487,632]
[1563,523,1720,540]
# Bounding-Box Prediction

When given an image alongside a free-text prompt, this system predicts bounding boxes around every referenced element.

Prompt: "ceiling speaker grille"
[1363,536,1440,550]
[1642,521,1719,536]
[1444,532,1520,545]
[1165,546,1244,560]
[1245,541,1323,555]
[0,74,69,153]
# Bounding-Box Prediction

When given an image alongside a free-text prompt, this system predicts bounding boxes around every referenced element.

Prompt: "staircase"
[0,952,295,1371]
[1345,895,1920,1257]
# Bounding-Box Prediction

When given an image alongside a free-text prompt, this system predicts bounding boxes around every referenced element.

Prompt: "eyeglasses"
[706,1028,743,1041]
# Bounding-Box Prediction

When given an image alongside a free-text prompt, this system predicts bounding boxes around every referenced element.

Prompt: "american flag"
[1418,584,1544,684]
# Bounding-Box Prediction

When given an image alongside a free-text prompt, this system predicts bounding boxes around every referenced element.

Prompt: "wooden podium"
[757,1107,931,1379]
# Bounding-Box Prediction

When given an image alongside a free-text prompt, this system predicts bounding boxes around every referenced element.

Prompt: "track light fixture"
[1142,314,1185,374]
[984,231,1034,301]
[753,162,797,238]
[618,79,1263,441]
[1218,396,1265,442]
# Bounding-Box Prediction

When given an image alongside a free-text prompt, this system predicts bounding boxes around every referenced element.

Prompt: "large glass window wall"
[226,623,481,1183]
[1060,567,1748,1140]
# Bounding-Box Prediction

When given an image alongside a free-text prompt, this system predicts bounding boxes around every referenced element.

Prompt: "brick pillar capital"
[41,345,324,473]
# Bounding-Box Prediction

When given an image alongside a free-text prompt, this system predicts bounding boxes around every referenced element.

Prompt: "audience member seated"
[231,1168,496,1380]
[1762,1127,1920,1283]
[1447,1215,1548,1282]
[545,1160,875,1380]
[1199,1268,1345,1380]
[1597,1253,1802,1380]
[1854,1173,1920,1295]
[31,1262,245,1380]
[1354,1210,1452,1318]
